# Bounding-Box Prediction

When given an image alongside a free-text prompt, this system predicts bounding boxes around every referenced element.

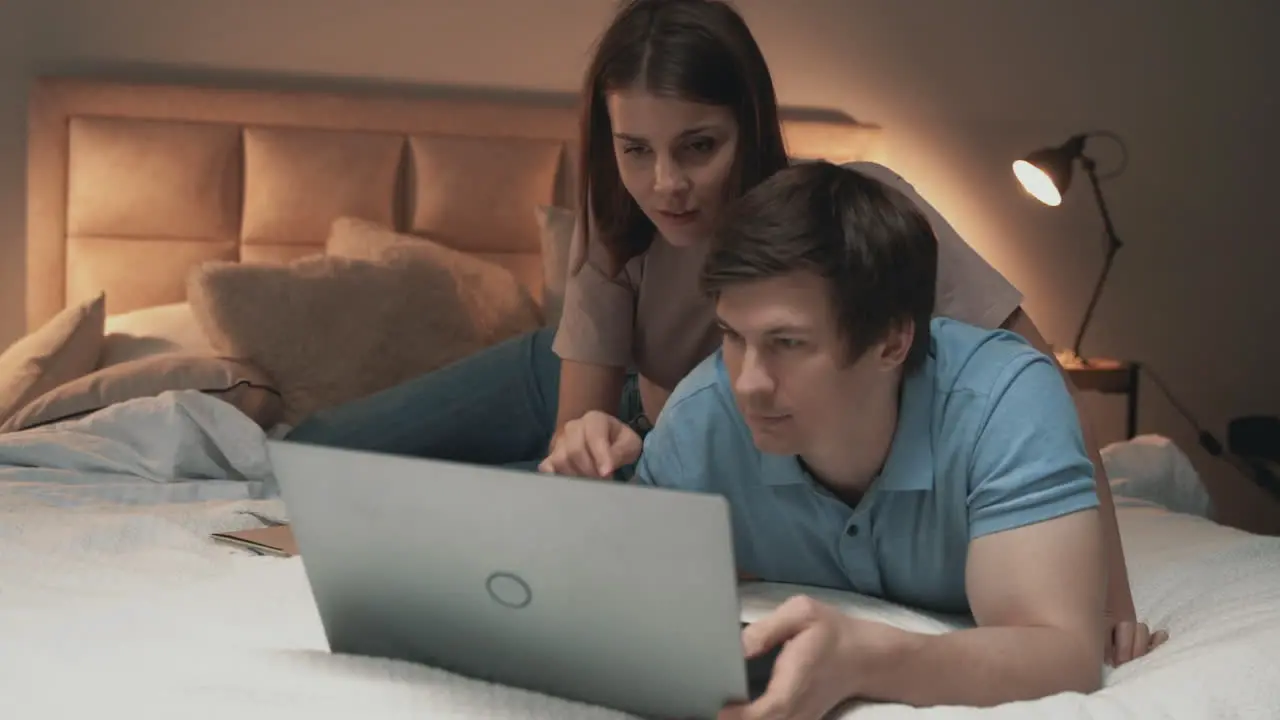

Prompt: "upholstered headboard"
[25,76,880,332]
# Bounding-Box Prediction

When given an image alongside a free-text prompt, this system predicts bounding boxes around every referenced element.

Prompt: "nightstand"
[1056,354,1140,439]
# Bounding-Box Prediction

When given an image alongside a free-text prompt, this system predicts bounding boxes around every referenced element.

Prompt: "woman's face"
[606,89,739,248]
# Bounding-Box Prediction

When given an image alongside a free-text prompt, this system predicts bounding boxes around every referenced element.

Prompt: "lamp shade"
[1013,135,1087,207]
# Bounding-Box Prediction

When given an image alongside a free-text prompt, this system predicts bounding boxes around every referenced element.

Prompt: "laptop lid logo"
[486,571,533,609]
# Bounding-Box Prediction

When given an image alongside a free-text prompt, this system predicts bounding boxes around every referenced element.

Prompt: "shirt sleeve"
[630,415,686,488]
[550,212,636,368]
[967,354,1100,541]
[847,162,1024,330]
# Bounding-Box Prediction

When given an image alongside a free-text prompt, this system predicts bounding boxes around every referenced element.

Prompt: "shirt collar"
[745,350,937,493]
[873,351,936,493]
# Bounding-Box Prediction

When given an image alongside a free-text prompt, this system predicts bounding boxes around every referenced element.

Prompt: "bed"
[1,76,1278,720]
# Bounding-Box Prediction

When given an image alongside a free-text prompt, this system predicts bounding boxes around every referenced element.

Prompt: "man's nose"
[734,348,774,397]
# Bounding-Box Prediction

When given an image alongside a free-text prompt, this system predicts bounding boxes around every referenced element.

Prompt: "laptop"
[265,439,778,719]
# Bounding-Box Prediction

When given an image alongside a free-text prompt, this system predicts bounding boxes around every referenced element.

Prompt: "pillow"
[0,354,282,433]
[100,302,216,367]
[0,293,106,426]
[325,215,402,261]
[534,205,575,328]
[187,239,542,425]
[327,216,544,345]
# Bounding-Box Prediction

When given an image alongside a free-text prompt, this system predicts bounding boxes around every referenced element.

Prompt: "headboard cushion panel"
[241,126,406,249]
[408,134,563,255]
[66,115,245,314]
[67,117,242,240]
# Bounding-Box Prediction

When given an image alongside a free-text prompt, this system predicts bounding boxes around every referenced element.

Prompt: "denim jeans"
[285,327,646,475]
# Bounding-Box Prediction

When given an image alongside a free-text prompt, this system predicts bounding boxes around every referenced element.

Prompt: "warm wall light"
[1013,131,1128,361]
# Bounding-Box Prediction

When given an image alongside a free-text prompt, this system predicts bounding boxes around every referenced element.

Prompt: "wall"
[2,0,1277,530]
[0,0,32,348]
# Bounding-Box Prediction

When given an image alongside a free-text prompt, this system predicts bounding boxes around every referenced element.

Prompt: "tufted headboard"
[25,76,880,333]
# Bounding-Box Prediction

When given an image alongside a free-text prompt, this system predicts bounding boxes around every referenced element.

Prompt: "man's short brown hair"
[700,161,939,371]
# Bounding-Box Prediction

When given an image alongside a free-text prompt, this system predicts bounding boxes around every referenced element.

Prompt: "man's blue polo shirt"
[631,318,1099,616]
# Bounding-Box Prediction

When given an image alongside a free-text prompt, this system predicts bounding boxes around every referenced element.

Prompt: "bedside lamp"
[1017,137,1280,505]
[1013,132,1127,363]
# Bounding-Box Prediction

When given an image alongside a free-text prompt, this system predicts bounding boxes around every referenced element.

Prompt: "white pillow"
[100,303,216,367]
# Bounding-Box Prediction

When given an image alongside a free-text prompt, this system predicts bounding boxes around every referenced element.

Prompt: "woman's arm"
[1000,308,1139,636]
[547,212,637,448]
[552,359,628,446]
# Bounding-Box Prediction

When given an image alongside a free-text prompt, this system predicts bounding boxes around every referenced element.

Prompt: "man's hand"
[1108,617,1168,666]
[539,410,642,479]
[719,595,866,720]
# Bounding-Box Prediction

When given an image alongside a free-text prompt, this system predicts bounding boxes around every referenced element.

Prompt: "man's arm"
[1002,308,1137,632]
[849,355,1107,707]
[851,510,1107,707]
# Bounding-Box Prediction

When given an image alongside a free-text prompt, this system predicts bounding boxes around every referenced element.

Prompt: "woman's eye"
[688,138,715,153]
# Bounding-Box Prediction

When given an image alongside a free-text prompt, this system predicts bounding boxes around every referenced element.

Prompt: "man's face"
[716,271,899,456]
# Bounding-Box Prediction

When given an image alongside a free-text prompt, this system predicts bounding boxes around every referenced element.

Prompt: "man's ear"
[877,318,915,369]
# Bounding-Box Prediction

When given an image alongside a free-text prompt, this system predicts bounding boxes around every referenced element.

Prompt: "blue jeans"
[285,327,646,474]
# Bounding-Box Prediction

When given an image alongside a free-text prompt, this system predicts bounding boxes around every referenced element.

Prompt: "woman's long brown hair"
[573,0,790,276]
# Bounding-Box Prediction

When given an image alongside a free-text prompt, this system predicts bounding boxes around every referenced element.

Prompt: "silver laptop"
[266,439,762,719]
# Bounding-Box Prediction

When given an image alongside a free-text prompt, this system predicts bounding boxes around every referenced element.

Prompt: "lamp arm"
[1070,154,1125,360]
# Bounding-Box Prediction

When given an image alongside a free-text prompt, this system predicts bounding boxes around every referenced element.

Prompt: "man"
[555,161,1118,716]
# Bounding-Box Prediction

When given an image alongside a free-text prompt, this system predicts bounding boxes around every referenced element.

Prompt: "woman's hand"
[539,410,642,479]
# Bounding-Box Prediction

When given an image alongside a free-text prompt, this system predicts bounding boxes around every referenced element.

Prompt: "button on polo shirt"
[632,318,1101,617]
[837,503,879,595]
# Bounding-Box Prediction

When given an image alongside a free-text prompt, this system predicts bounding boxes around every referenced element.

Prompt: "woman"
[287,0,1161,665]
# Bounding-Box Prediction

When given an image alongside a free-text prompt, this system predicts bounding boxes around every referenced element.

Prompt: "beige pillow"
[0,293,106,426]
[100,302,217,367]
[187,243,542,425]
[0,354,283,433]
[327,217,544,345]
[534,205,575,328]
[325,215,402,261]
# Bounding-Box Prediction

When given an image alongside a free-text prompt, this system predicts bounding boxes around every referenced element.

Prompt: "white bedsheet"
[1,392,1277,719]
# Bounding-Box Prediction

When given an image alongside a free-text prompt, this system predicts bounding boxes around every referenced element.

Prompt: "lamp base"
[1054,347,1090,368]
[1055,349,1132,374]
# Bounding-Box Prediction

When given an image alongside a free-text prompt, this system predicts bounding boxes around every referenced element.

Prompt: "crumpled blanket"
[0,389,276,507]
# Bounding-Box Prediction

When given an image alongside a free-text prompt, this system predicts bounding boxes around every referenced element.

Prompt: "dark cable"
[1140,363,1224,457]
[1140,364,1280,505]
[1084,130,1129,180]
